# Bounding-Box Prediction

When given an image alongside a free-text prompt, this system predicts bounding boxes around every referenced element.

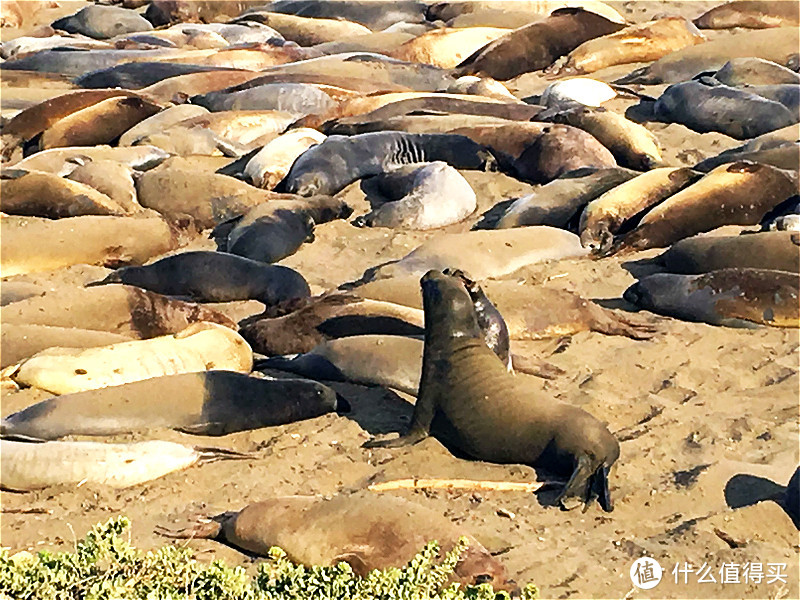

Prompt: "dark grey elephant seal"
[52,5,153,39]
[624,268,799,328]
[714,58,800,86]
[657,231,800,274]
[652,78,797,140]
[278,132,498,196]
[0,371,344,439]
[251,0,428,29]
[75,63,239,90]
[87,251,310,306]
[364,270,620,511]
[760,196,800,232]
[192,83,337,115]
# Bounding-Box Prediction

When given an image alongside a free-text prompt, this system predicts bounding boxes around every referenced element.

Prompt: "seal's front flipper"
[362,428,428,449]
[592,465,614,512]
[555,454,595,510]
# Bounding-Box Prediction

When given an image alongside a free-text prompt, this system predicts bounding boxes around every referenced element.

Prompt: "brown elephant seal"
[1,371,344,439]
[364,270,620,511]
[694,1,800,29]
[0,214,177,278]
[0,285,235,339]
[232,11,370,45]
[617,162,797,252]
[513,124,616,184]
[454,8,625,80]
[545,17,705,76]
[579,167,700,254]
[89,251,311,307]
[656,231,800,275]
[156,491,513,590]
[389,26,509,68]
[624,268,799,328]
[495,167,638,229]
[714,58,800,86]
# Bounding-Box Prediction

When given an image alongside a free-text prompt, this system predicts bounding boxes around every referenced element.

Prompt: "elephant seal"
[364,270,620,511]
[192,82,337,116]
[579,167,700,254]
[615,27,800,84]
[0,285,235,339]
[543,106,662,170]
[540,78,617,108]
[495,167,638,229]
[0,169,126,218]
[353,162,477,230]
[389,26,510,68]
[0,215,176,278]
[156,491,512,590]
[64,160,141,214]
[244,128,326,190]
[144,1,281,26]
[278,132,498,197]
[454,8,625,80]
[88,251,311,306]
[217,196,353,263]
[695,141,800,172]
[624,268,799,328]
[3,323,252,396]
[445,76,519,102]
[694,1,800,29]
[52,5,153,39]
[1,371,343,439]
[241,0,428,30]
[513,124,616,184]
[617,162,797,252]
[545,17,705,76]
[10,145,169,176]
[232,11,371,45]
[357,227,587,283]
[140,70,266,103]
[652,78,797,140]
[118,104,209,146]
[1,325,131,370]
[714,58,800,86]
[656,231,800,275]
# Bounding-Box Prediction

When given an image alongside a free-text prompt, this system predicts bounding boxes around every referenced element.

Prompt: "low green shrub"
[0,517,538,600]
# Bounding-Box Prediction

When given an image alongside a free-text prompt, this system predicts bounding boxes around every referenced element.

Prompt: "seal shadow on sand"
[725,471,800,529]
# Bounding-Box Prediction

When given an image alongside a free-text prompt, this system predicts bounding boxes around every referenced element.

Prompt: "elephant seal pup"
[0,285,235,339]
[364,270,620,511]
[543,106,662,170]
[0,169,126,218]
[694,1,800,29]
[218,196,353,263]
[0,214,176,278]
[545,17,705,76]
[652,78,797,140]
[358,227,587,283]
[88,251,311,306]
[624,268,800,328]
[156,491,512,590]
[1,371,343,439]
[454,8,625,80]
[579,167,700,254]
[279,132,498,197]
[244,128,326,190]
[617,162,797,252]
[615,27,800,84]
[495,167,638,229]
[656,231,800,275]
[513,124,616,185]
[714,58,800,86]
[3,323,252,396]
[354,162,477,230]
[52,5,153,39]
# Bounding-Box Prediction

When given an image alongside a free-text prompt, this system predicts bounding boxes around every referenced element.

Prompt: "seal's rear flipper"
[85,272,121,287]
[154,519,223,540]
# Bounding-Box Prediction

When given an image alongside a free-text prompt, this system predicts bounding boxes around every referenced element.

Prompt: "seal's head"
[420,270,482,345]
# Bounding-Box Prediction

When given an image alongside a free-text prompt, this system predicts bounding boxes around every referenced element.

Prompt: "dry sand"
[1,1,798,598]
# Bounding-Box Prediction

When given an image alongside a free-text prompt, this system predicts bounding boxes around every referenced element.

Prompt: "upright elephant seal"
[365,270,620,511]
[624,268,799,328]
[278,131,498,197]
[353,162,477,230]
[694,1,800,29]
[656,232,800,275]
[454,8,625,80]
[617,162,797,252]
[88,251,311,306]
[1,371,343,439]
[156,491,513,590]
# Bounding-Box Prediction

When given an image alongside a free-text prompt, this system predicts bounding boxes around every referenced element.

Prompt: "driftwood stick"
[368,478,552,493]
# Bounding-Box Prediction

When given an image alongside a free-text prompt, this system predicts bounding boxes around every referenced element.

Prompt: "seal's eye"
[475,574,493,584]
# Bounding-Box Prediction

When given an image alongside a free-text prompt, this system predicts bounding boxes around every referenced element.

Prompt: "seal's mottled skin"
[88,251,310,306]
[624,268,800,328]
[694,1,800,29]
[365,270,620,511]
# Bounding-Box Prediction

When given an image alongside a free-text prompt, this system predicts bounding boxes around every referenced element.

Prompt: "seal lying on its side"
[156,491,514,590]
[365,270,620,511]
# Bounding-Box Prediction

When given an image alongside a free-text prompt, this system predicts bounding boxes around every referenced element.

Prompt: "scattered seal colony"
[1,0,798,596]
